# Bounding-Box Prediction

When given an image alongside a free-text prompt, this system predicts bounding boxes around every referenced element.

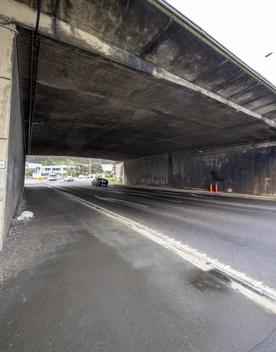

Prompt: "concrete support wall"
[124,143,276,196]
[0,26,25,250]
[114,162,125,184]
[124,153,169,187]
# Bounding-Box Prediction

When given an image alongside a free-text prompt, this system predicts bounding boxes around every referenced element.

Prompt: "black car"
[91,177,108,187]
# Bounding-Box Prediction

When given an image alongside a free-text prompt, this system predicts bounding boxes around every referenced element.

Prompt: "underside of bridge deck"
[5,0,274,160]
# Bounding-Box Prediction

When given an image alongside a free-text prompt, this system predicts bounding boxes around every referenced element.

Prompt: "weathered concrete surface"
[125,153,169,186]
[114,162,125,184]
[0,26,25,250]
[124,142,276,195]
[0,0,276,159]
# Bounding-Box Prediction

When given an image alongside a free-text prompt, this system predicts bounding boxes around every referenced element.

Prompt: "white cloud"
[166,0,276,86]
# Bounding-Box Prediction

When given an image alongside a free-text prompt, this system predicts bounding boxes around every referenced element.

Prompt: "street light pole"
[265,51,274,58]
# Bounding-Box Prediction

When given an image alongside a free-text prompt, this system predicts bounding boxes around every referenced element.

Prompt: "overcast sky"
[166,0,276,86]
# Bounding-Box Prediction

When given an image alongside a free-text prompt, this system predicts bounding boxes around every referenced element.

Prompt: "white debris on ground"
[16,211,34,221]
[0,196,79,287]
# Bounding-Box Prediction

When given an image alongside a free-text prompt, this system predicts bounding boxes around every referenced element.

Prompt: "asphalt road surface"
[1,181,276,352]
[56,181,276,288]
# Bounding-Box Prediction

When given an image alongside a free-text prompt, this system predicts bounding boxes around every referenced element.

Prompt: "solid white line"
[52,186,276,314]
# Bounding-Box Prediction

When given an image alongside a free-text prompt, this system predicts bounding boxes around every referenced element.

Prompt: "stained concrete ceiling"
[13,0,276,159]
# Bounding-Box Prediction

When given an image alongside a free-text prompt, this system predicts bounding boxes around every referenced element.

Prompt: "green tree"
[25,169,33,178]
[90,163,103,175]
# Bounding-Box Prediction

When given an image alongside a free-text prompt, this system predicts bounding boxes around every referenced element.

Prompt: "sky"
[166,0,276,86]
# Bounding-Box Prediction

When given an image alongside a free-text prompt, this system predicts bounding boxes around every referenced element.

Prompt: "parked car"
[91,177,108,187]
[63,176,74,182]
[47,173,57,181]
[79,175,90,179]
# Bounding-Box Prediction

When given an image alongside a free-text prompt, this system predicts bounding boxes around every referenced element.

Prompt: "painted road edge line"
[52,186,276,314]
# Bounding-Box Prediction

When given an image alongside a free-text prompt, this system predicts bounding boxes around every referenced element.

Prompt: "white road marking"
[131,193,154,198]
[51,186,276,314]
[192,198,276,211]
[123,191,182,203]
[156,191,276,211]
[115,188,276,211]
[93,195,148,208]
[74,186,182,204]
[52,186,148,209]
[105,190,125,194]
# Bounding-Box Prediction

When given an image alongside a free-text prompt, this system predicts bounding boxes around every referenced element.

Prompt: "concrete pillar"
[168,152,173,187]
[0,25,25,250]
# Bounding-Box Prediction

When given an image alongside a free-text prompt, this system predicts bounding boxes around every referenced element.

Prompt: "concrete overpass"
[1,0,276,248]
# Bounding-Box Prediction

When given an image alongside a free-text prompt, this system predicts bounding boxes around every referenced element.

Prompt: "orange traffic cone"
[215,183,219,193]
[209,183,213,192]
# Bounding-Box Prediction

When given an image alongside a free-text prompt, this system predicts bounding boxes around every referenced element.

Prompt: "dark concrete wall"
[124,143,276,196]
[124,153,169,186]
[5,44,25,226]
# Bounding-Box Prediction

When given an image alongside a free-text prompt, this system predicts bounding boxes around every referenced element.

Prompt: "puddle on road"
[187,269,229,292]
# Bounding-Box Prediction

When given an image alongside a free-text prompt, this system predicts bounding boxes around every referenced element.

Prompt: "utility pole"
[89,158,92,177]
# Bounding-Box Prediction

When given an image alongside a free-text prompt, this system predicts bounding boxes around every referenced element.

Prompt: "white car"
[47,174,57,181]
[79,175,90,179]
[64,176,74,182]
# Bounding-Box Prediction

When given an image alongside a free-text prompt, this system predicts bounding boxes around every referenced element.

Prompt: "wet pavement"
[0,183,276,352]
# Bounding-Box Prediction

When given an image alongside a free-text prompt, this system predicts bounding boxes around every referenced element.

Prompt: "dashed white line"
[93,195,148,208]
[122,191,182,203]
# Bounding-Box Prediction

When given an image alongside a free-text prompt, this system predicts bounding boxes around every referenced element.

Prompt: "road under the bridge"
[1,182,276,352]
[0,182,276,352]
[52,181,276,288]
